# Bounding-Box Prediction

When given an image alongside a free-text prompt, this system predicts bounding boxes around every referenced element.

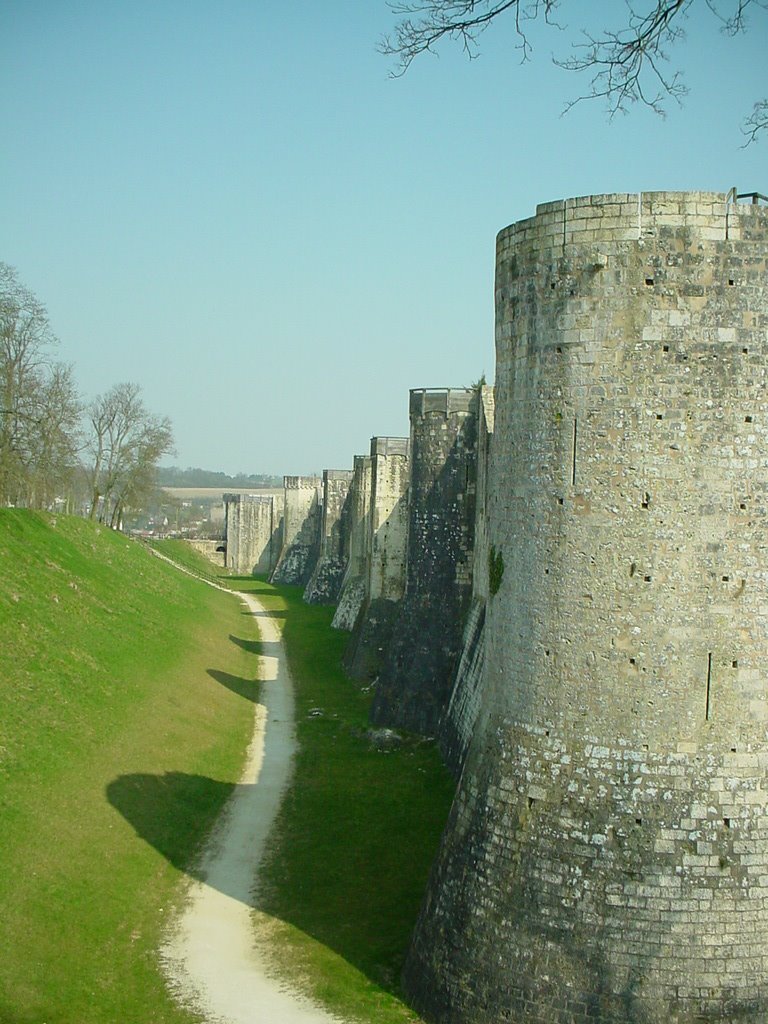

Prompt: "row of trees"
[0,262,173,527]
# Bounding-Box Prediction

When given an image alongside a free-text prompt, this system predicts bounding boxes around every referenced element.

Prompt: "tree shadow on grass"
[107,772,237,885]
[207,668,260,702]
[107,755,439,1006]
[229,634,260,655]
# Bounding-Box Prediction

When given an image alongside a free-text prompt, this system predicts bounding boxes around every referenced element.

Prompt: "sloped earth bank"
[160,588,343,1024]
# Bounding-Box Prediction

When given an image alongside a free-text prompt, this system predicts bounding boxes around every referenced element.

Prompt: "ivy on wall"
[488,545,504,596]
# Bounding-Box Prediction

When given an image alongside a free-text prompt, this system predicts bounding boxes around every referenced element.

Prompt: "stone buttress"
[404,193,768,1023]
[332,454,374,630]
[439,383,495,774]
[342,436,410,680]
[370,388,478,734]
[270,476,322,586]
[304,469,355,604]
[223,492,281,575]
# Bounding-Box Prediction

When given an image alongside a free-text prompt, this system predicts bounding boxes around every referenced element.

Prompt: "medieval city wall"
[370,388,478,734]
[439,384,494,774]
[332,455,373,631]
[342,436,410,681]
[270,476,323,586]
[404,192,768,1024]
[304,469,355,604]
[223,492,280,575]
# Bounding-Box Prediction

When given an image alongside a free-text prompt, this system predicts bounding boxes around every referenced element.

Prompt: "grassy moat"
[0,513,453,1023]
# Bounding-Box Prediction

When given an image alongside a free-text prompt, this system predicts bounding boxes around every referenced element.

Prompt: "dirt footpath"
[161,589,343,1024]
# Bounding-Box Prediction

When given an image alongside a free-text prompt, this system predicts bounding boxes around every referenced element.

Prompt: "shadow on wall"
[370,414,478,736]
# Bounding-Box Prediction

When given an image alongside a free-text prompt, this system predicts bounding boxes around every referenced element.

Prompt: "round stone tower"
[404,192,768,1023]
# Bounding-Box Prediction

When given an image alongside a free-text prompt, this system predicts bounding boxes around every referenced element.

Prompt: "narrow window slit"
[528,797,536,809]
[732,660,738,668]
[723,818,731,829]
[571,417,577,486]
[635,817,643,826]
[705,652,713,721]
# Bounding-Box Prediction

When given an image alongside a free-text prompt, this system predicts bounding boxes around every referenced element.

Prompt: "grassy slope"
[228,576,456,1024]
[0,512,257,1024]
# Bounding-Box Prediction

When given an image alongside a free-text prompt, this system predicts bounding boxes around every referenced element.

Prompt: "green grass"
[0,518,455,1024]
[228,575,456,1024]
[0,511,258,1024]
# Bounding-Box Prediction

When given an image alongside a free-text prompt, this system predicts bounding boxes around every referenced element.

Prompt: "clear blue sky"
[1,1,765,476]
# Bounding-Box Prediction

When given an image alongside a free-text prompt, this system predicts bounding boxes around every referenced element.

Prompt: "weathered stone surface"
[332,455,373,631]
[370,389,478,734]
[341,437,410,680]
[404,193,768,1023]
[440,384,494,774]
[304,469,355,604]
[185,538,226,567]
[223,493,281,575]
[270,476,322,586]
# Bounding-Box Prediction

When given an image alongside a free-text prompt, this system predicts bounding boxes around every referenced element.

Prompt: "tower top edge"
[497,190,768,245]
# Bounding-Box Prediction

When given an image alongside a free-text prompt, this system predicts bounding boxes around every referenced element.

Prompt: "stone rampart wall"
[439,384,494,772]
[304,469,355,604]
[223,493,280,575]
[370,389,478,733]
[332,455,372,630]
[404,192,768,1024]
[341,437,410,681]
[270,476,322,586]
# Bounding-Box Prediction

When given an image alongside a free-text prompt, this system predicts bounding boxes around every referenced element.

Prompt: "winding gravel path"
[160,587,343,1024]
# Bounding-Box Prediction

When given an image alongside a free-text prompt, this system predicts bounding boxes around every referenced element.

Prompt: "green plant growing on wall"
[489,544,504,596]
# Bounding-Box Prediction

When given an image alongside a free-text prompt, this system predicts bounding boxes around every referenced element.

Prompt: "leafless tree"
[85,382,173,528]
[380,0,767,140]
[0,263,81,507]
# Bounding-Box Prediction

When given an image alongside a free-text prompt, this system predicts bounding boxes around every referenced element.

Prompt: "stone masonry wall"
[370,389,478,733]
[332,455,373,631]
[404,193,768,1024]
[270,476,322,586]
[342,436,410,681]
[223,493,280,575]
[440,384,495,774]
[304,469,355,604]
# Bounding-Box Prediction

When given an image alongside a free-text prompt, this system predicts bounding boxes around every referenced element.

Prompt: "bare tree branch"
[743,97,768,143]
[381,0,767,139]
[380,0,560,74]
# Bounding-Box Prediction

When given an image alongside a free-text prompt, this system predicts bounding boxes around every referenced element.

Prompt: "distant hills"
[157,466,283,489]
